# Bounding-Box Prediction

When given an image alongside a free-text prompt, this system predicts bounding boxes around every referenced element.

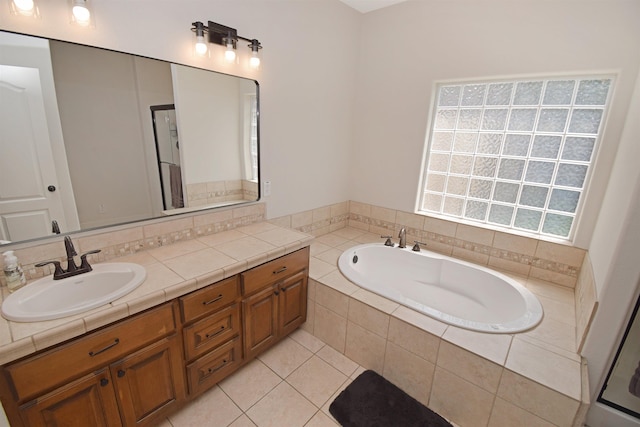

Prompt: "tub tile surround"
[278,200,597,353]
[302,225,590,427]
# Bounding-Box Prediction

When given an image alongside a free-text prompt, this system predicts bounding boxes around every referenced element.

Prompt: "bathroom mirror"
[0,30,260,246]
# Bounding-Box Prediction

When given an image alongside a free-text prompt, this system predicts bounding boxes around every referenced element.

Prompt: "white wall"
[0,0,361,220]
[351,0,640,248]
[582,66,640,426]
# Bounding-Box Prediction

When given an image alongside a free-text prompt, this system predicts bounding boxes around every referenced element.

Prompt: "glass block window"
[420,76,613,240]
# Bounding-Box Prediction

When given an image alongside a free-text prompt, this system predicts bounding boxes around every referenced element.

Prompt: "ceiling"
[339,0,408,13]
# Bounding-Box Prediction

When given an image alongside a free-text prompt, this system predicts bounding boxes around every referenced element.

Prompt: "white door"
[0,64,67,242]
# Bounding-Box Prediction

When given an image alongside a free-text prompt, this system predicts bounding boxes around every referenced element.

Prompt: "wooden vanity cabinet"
[0,246,310,426]
[0,302,186,427]
[242,247,309,360]
[179,276,243,396]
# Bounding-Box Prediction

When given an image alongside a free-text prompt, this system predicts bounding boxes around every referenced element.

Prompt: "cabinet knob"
[274,290,280,296]
[100,378,109,387]
[117,369,126,378]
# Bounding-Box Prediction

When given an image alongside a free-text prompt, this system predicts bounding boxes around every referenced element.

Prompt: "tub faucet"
[398,228,406,248]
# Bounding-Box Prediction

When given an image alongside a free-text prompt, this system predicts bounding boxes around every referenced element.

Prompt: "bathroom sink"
[1,263,146,322]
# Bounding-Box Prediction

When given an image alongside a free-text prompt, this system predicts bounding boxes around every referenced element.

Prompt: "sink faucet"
[398,227,407,248]
[35,237,101,280]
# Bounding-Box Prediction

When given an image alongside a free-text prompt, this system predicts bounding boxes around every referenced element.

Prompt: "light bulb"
[195,35,208,56]
[13,0,35,15]
[224,43,236,62]
[249,52,261,69]
[72,2,91,26]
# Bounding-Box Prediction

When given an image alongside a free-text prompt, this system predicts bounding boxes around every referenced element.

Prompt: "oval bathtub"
[337,244,543,333]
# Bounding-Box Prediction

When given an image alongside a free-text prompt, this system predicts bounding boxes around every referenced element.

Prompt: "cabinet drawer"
[180,276,239,323]
[241,247,309,295]
[6,303,176,402]
[183,304,240,362]
[186,336,242,395]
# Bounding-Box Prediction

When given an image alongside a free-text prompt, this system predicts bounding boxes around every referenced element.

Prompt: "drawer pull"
[202,295,223,305]
[88,338,120,357]
[206,359,228,375]
[205,326,226,339]
[273,266,287,274]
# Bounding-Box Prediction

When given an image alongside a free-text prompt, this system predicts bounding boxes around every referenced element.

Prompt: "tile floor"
[158,329,364,427]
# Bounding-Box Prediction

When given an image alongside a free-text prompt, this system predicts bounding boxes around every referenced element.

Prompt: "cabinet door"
[243,285,279,359]
[279,270,308,337]
[20,369,121,427]
[111,335,186,426]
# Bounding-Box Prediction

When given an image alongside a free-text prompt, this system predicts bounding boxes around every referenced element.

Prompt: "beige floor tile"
[168,385,241,427]
[218,360,282,411]
[290,328,325,353]
[316,345,359,377]
[246,382,316,427]
[228,415,257,427]
[320,377,353,421]
[287,356,347,407]
[305,410,340,427]
[258,337,313,378]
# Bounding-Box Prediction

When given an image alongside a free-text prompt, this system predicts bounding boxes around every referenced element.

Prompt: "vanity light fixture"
[10,0,39,17]
[70,0,93,27]
[191,21,262,69]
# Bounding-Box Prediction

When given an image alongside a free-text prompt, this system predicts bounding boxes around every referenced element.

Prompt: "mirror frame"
[0,30,261,247]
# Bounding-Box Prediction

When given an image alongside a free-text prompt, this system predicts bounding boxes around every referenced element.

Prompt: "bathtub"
[337,243,543,333]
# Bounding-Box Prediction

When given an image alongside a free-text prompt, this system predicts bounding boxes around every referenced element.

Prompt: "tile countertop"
[0,222,314,366]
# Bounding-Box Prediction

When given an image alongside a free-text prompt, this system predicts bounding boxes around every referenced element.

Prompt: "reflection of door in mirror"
[0,33,79,243]
[151,105,183,210]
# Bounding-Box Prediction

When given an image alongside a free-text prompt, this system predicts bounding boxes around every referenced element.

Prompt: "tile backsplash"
[0,203,265,285]
[273,200,586,289]
[2,199,586,290]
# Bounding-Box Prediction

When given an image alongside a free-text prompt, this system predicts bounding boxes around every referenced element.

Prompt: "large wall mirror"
[0,30,260,246]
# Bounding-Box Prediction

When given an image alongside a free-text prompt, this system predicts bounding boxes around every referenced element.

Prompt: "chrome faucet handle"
[412,241,427,252]
[381,235,395,247]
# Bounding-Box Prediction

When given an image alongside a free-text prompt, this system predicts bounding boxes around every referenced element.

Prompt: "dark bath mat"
[329,370,453,427]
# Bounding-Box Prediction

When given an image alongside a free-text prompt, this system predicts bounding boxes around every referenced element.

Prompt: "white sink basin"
[1,263,146,322]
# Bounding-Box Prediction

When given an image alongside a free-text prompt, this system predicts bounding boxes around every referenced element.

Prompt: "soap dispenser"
[3,251,27,292]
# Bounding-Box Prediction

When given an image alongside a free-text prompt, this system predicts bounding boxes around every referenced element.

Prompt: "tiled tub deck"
[302,227,587,427]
